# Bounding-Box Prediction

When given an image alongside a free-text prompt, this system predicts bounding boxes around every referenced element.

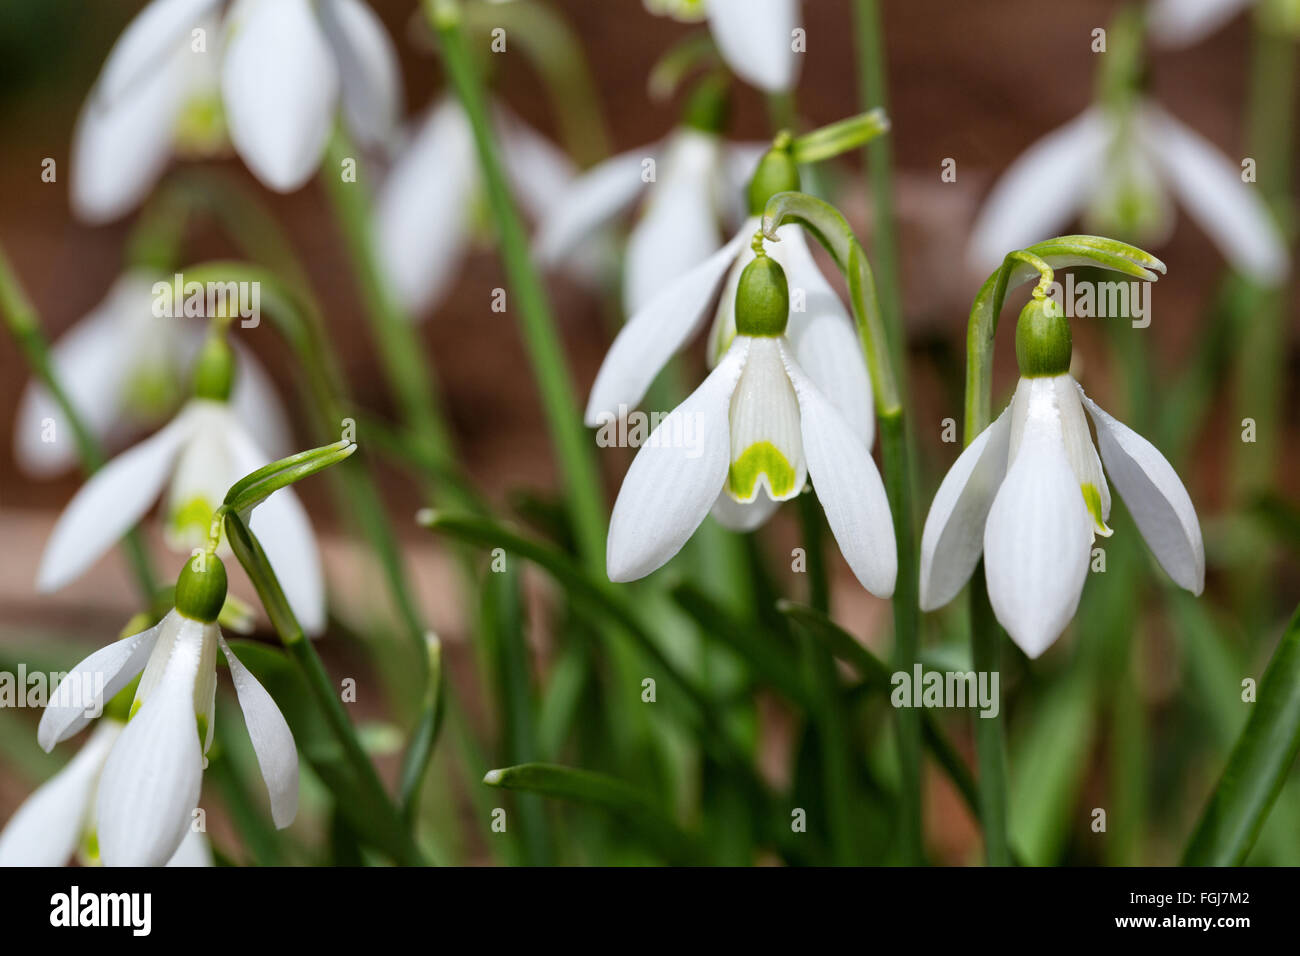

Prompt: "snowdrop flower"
[73,0,401,220]
[1149,0,1299,46]
[644,0,802,92]
[586,144,874,531]
[0,719,212,867]
[968,100,1288,284]
[36,335,325,635]
[535,77,765,315]
[919,296,1205,658]
[34,555,298,866]
[607,250,896,593]
[14,272,290,477]
[375,99,578,318]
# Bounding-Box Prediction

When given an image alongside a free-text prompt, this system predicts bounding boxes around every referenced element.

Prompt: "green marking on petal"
[729,441,797,501]
[120,365,181,419]
[170,496,216,545]
[174,94,227,156]
[81,828,100,866]
[128,697,143,722]
[1082,483,1112,537]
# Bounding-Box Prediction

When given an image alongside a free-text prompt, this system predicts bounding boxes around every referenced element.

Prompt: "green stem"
[0,245,157,607]
[427,0,607,575]
[969,566,1010,865]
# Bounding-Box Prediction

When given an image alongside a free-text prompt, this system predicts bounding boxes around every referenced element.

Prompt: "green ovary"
[728,441,797,501]
[1081,483,1112,537]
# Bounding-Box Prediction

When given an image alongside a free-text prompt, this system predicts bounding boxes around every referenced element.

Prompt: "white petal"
[226,417,326,635]
[781,342,897,597]
[497,107,578,222]
[983,379,1091,658]
[533,148,653,265]
[606,339,749,582]
[1054,375,1110,534]
[221,0,340,191]
[1139,104,1289,284]
[727,336,806,502]
[229,342,293,459]
[1080,387,1205,594]
[38,624,163,752]
[96,0,222,105]
[37,408,198,593]
[317,0,403,148]
[0,721,121,866]
[918,403,1013,611]
[165,827,214,866]
[967,109,1109,276]
[14,276,146,476]
[96,621,207,867]
[1149,0,1251,46]
[164,403,239,552]
[707,0,801,93]
[585,224,749,426]
[623,129,724,314]
[720,142,770,221]
[373,100,477,316]
[710,489,781,532]
[218,634,299,828]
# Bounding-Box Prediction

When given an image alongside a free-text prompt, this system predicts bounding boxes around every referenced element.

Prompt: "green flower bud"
[1015,295,1072,378]
[681,73,730,134]
[192,334,236,402]
[175,552,228,623]
[746,144,801,216]
[735,252,789,337]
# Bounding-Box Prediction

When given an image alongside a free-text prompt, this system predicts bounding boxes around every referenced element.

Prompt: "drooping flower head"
[644,0,803,93]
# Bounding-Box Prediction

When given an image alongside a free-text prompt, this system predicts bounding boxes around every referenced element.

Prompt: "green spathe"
[735,253,789,336]
[175,553,228,623]
[1014,296,1072,377]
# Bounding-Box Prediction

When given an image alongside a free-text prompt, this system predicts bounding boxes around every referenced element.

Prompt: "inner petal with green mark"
[1054,376,1112,537]
[726,337,805,503]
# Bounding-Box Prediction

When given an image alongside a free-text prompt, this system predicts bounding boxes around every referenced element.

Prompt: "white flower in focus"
[535,119,765,316]
[645,0,802,92]
[606,254,896,592]
[919,300,1205,658]
[0,720,212,867]
[36,339,325,635]
[73,0,402,220]
[35,566,298,867]
[14,272,291,477]
[373,99,578,319]
[967,102,1288,284]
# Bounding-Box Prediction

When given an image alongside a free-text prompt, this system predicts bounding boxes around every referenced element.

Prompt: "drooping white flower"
[606,254,895,592]
[644,0,802,92]
[0,720,212,867]
[35,560,298,867]
[373,99,577,319]
[967,102,1288,285]
[14,272,290,477]
[535,120,765,316]
[73,0,401,220]
[919,299,1204,658]
[1148,0,1260,46]
[36,339,324,635]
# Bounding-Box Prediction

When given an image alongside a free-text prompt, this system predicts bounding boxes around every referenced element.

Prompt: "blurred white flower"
[36,603,297,867]
[373,99,577,319]
[645,0,802,92]
[536,127,765,315]
[0,720,212,867]
[1149,0,1257,46]
[968,102,1288,284]
[14,272,290,478]
[73,0,402,220]
[36,362,325,635]
[919,374,1204,658]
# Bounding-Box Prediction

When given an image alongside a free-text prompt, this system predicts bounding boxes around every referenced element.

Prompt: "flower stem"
[0,245,158,608]
[427,0,607,573]
[969,565,1010,865]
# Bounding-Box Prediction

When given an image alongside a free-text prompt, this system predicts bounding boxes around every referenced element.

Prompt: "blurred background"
[0,0,1296,865]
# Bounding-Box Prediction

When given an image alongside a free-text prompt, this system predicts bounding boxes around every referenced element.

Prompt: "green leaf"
[223,440,357,515]
[790,108,890,164]
[1183,603,1300,865]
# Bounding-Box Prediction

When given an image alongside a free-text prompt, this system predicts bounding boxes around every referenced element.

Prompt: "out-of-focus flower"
[919,298,1204,658]
[36,337,325,635]
[645,0,802,92]
[968,101,1288,284]
[1149,0,1300,46]
[36,556,297,867]
[0,720,212,867]
[373,99,577,319]
[14,272,290,478]
[73,0,402,220]
[606,253,895,589]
